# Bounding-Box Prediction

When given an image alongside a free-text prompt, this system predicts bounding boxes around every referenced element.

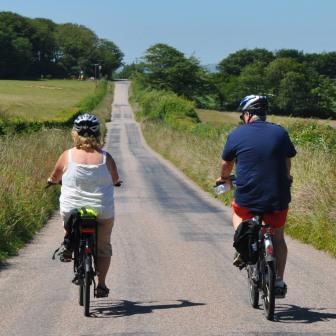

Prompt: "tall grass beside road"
[0,130,70,260]
[141,122,336,256]
[133,82,336,256]
[0,83,114,261]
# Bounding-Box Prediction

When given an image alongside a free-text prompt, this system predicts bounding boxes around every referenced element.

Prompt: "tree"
[55,23,98,77]
[218,48,274,77]
[274,49,305,62]
[93,39,124,78]
[265,58,303,94]
[29,18,58,77]
[304,52,336,79]
[311,75,336,118]
[0,12,35,78]
[275,71,312,116]
[141,43,207,101]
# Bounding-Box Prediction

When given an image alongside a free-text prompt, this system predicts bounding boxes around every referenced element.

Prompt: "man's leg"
[272,226,287,281]
[232,211,243,230]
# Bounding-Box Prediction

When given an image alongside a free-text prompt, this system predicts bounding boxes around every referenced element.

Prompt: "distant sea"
[203,63,218,73]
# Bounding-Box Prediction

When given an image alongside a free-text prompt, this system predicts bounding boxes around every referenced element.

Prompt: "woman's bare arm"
[106,153,120,185]
[48,151,67,183]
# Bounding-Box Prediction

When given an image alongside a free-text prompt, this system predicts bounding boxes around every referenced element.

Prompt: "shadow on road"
[90,299,205,318]
[0,261,10,272]
[275,304,336,323]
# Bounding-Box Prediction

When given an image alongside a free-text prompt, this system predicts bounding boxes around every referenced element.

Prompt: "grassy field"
[0,82,113,261]
[0,80,96,121]
[139,110,336,256]
[197,109,336,128]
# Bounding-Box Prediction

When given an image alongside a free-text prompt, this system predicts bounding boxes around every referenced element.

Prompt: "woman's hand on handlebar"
[45,178,62,189]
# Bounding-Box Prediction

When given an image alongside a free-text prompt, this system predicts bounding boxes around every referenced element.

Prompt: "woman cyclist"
[48,113,121,298]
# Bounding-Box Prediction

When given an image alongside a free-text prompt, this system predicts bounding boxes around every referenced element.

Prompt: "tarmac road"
[1,81,336,336]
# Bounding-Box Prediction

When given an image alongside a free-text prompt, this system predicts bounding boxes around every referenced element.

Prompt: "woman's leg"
[96,217,114,287]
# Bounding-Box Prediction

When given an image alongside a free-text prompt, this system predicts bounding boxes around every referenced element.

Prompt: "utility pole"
[93,63,99,87]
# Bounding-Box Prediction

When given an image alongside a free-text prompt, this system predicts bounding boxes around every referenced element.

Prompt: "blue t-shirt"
[222,120,296,212]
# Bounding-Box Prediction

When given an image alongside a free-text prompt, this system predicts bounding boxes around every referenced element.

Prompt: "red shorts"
[232,200,288,228]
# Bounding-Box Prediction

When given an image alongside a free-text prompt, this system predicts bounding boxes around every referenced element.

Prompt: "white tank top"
[60,149,115,218]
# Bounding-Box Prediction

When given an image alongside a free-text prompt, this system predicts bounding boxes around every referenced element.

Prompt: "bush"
[132,82,200,127]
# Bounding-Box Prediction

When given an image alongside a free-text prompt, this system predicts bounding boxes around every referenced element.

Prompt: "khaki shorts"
[61,212,114,257]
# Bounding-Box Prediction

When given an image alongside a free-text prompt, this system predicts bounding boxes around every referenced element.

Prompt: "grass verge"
[139,119,336,257]
[0,82,114,261]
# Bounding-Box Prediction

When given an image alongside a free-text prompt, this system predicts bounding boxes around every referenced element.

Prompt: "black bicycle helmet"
[238,95,268,116]
[73,114,100,137]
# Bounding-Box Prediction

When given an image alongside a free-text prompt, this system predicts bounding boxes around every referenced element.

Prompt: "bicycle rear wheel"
[262,261,275,320]
[79,284,84,306]
[84,254,92,317]
[247,264,259,308]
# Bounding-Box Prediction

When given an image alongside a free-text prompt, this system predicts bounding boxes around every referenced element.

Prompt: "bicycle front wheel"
[84,255,92,317]
[262,261,275,321]
[247,264,259,308]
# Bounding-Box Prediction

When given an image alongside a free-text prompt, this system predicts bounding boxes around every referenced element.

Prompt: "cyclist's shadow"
[90,299,205,318]
[275,304,336,323]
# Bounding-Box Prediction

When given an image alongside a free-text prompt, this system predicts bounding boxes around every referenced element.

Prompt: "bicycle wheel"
[262,261,275,320]
[76,251,84,306]
[247,264,259,308]
[79,284,84,306]
[84,254,92,317]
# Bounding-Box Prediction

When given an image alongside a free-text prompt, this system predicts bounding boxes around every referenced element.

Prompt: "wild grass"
[0,130,71,260]
[0,83,114,261]
[197,109,336,129]
[0,80,95,121]
[140,120,336,257]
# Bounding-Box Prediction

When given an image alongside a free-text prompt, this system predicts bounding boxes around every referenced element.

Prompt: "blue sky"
[1,0,335,65]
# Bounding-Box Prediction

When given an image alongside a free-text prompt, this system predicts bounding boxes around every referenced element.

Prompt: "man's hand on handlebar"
[114,180,123,187]
[215,176,232,187]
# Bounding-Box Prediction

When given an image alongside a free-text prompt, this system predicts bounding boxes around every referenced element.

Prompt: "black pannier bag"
[63,210,81,251]
[63,208,97,250]
[233,218,260,264]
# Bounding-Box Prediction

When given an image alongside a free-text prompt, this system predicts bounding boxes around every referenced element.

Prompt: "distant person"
[216,95,296,298]
[48,113,121,298]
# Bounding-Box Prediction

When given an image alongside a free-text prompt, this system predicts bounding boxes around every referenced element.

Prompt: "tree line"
[0,11,123,79]
[120,43,336,119]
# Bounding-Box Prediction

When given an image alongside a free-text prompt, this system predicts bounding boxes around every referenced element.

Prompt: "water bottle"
[214,182,231,195]
[214,175,236,195]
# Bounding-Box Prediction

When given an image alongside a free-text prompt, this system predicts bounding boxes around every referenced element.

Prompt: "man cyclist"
[216,95,296,298]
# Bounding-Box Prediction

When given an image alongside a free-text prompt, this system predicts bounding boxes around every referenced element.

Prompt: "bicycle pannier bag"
[233,219,260,264]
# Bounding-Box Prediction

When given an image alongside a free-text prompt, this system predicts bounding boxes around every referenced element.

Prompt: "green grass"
[0,80,95,121]
[197,109,336,128]
[0,82,114,261]
[138,108,336,257]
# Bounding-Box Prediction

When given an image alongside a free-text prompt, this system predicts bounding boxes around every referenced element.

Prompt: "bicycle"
[47,181,121,317]
[214,177,277,321]
[245,215,276,321]
[52,206,98,317]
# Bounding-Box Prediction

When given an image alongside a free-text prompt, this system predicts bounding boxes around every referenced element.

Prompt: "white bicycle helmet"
[73,114,100,137]
[238,95,268,115]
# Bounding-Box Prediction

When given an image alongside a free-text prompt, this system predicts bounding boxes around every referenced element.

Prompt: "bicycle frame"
[73,216,98,316]
[247,215,276,321]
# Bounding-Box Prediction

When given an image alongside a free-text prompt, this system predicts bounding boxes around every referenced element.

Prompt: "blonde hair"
[71,130,102,150]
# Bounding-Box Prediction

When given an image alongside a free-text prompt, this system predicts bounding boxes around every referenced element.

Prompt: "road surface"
[1,81,336,336]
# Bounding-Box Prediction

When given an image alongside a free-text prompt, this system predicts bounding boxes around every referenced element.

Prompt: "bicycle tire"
[84,254,92,317]
[79,284,84,306]
[247,265,259,308]
[262,261,275,321]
